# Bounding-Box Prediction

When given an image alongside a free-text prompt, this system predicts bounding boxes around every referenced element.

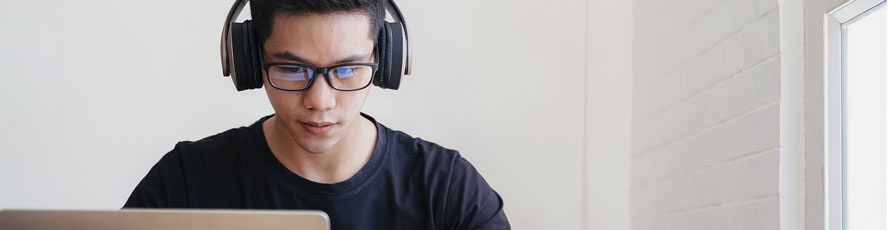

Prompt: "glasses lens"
[268,65,314,90]
[329,65,374,90]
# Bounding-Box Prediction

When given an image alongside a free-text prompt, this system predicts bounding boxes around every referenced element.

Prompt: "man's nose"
[302,74,336,111]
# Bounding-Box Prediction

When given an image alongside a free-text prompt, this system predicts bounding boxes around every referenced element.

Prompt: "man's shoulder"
[377,124,468,173]
[170,118,266,165]
[382,125,459,157]
[177,125,255,154]
[124,118,266,208]
[377,123,510,229]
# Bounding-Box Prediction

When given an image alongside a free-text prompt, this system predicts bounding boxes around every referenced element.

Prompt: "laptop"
[0,209,329,230]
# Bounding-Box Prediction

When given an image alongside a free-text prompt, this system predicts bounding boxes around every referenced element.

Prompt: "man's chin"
[293,133,341,154]
[280,118,350,154]
[299,143,336,154]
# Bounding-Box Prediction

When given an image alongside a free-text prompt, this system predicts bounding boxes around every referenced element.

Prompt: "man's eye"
[270,66,311,81]
[281,67,306,74]
[335,67,356,79]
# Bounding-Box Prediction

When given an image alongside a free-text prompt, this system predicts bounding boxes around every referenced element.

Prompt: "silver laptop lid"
[0,209,329,230]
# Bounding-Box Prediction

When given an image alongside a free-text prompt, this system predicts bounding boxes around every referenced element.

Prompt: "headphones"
[220,0,413,91]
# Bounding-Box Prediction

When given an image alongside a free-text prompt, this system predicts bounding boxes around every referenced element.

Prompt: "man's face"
[262,12,375,154]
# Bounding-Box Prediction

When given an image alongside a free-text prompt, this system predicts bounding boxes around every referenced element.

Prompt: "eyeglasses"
[262,61,378,91]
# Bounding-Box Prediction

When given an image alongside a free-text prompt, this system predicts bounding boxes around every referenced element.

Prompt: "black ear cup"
[373,23,391,88]
[386,21,405,90]
[373,22,403,90]
[243,21,263,90]
[229,21,263,91]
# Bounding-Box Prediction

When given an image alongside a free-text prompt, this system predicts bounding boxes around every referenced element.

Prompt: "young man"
[123,0,510,229]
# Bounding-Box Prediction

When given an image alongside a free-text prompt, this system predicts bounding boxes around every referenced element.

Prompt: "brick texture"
[631,0,781,229]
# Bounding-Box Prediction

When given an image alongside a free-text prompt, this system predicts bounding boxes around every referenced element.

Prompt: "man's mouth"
[300,121,335,135]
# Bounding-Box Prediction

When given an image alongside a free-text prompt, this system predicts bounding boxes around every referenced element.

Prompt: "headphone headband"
[220,0,248,77]
[384,0,411,75]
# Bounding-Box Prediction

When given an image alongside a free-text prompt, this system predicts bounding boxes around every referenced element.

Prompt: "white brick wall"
[631,0,782,229]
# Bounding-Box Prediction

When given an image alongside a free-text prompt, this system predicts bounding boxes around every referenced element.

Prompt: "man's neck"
[262,114,378,184]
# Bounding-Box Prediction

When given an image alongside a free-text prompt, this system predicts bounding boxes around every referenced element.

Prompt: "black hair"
[250,0,386,46]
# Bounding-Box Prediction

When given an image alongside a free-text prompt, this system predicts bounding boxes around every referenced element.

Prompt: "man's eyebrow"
[271,51,372,65]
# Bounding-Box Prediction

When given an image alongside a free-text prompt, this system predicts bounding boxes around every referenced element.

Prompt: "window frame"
[824,1,886,229]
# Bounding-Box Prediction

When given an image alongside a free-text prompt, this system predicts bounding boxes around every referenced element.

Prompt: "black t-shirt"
[124,113,510,229]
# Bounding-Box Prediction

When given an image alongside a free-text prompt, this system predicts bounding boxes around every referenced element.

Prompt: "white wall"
[0,0,636,229]
[585,0,633,229]
[0,0,273,209]
[631,0,782,229]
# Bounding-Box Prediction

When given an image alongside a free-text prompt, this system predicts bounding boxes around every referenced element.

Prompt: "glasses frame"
[260,52,379,92]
